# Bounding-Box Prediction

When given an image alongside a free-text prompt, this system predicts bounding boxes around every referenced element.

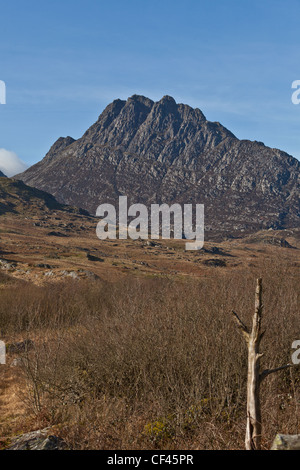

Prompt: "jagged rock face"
[16,95,300,237]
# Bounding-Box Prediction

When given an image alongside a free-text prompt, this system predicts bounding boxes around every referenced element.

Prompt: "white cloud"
[0,149,28,177]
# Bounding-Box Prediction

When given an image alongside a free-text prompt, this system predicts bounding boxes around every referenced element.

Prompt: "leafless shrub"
[2,258,300,449]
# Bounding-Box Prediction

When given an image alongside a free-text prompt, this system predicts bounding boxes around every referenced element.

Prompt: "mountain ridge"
[16,95,300,237]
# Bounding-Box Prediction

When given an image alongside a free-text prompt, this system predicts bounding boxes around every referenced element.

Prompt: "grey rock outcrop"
[271,434,300,450]
[6,428,68,450]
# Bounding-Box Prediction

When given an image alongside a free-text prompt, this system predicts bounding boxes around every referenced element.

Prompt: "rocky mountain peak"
[15,95,299,238]
[157,95,177,109]
[128,94,154,106]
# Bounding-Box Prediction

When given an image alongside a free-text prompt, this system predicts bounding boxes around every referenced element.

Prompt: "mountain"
[16,95,300,237]
[0,170,7,177]
[0,176,88,217]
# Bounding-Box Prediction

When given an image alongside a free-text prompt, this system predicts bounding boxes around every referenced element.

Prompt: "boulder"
[271,434,300,450]
[6,428,68,450]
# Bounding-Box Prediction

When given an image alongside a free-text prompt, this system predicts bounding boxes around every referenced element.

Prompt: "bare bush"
[2,259,300,449]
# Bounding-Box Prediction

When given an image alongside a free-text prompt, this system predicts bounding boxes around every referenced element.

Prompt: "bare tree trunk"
[245,278,263,450]
[232,278,292,450]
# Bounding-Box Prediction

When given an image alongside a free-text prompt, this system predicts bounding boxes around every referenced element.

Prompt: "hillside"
[0,176,88,217]
[0,174,299,285]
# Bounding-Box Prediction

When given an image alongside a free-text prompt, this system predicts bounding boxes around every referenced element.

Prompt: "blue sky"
[0,0,300,175]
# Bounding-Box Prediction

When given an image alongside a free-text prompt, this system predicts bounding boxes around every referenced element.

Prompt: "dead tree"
[232,278,292,450]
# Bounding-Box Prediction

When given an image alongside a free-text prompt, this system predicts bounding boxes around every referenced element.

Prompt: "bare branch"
[260,364,293,382]
[232,310,250,342]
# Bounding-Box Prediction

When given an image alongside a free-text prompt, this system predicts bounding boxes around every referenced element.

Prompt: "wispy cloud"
[0,149,28,177]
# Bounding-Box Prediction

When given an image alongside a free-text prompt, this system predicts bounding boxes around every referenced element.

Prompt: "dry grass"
[0,256,299,450]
